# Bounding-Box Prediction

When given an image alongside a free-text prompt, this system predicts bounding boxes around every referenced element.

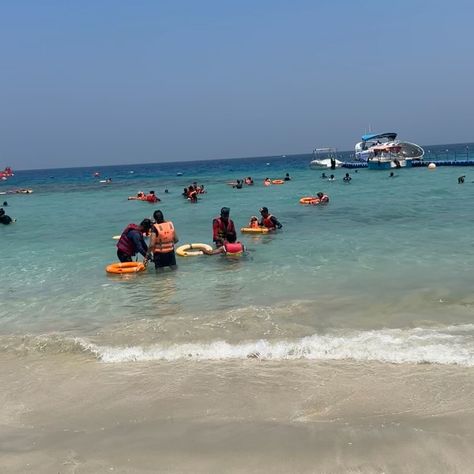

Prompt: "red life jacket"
[213,217,235,242]
[224,242,244,255]
[116,223,141,256]
[146,194,158,203]
[262,214,275,229]
[153,222,175,253]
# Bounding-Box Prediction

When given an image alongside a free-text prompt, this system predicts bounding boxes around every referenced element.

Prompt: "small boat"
[355,132,424,170]
[309,148,343,169]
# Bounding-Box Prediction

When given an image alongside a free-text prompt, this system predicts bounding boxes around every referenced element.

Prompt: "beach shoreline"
[2,355,474,473]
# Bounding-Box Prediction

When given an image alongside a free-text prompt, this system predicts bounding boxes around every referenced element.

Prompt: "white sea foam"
[76,325,474,366]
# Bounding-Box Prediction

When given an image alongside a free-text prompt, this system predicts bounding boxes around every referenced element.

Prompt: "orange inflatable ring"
[106,261,146,274]
[299,196,320,205]
[272,179,284,185]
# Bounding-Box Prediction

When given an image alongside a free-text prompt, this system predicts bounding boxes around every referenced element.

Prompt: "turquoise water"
[2,148,474,365]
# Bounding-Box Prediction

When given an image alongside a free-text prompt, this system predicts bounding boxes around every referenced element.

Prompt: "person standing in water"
[212,207,236,248]
[259,207,282,230]
[149,210,179,271]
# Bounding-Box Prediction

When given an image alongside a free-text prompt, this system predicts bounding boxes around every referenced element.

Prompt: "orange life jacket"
[153,222,175,253]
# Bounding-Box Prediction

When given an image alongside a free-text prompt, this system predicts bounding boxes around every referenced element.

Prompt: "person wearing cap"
[259,207,282,230]
[213,207,236,248]
[116,218,153,263]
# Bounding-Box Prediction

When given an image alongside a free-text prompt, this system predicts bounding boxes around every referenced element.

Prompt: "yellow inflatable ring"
[299,196,320,205]
[240,227,269,234]
[272,179,284,184]
[106,262,146,274]
[176,243,213,257]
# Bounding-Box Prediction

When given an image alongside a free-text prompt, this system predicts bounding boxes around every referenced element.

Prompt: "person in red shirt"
[212,207,236,248]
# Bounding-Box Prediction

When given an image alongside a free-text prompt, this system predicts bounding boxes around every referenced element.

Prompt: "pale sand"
[1,355,474,473]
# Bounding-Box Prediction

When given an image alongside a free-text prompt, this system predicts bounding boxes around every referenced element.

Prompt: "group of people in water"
[182,182,206,202]
[128,190,161,203]
[115,204,284,270]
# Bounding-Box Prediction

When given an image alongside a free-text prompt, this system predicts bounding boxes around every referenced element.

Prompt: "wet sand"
[1,355,474,473]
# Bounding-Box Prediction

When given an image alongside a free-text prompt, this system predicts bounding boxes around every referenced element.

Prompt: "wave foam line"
[77,327,474,365]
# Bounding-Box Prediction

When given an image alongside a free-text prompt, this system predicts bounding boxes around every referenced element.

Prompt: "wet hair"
[140,218,153,231]
[153,210,164,223]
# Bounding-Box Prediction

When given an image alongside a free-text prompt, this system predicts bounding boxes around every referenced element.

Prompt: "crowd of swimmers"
[182,182,206,202]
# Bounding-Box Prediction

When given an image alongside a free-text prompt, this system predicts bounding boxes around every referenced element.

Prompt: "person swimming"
[343,173,351,183]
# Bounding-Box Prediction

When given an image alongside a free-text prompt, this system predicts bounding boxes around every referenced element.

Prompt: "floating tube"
[272,179,284,185]
[106,262,146,274]
[299,197,320,205]
[240,227,269,234]
[176,243,213,257]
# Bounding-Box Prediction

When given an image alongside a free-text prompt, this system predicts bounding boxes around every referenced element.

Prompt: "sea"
[2,143,474,473]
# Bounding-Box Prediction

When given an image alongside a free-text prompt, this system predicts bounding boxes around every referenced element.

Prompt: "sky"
[1,0,473,170]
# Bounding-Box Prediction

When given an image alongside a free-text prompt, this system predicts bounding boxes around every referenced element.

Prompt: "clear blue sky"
[1,0,473,169]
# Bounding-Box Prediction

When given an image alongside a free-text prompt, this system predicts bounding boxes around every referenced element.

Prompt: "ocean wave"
[79,325,474,365]
[2,325,474,366]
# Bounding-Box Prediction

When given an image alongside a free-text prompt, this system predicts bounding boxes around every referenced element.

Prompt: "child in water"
[248,216,259,228]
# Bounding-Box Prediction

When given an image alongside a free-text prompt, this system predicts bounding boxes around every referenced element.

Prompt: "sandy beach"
[1,354,473,473]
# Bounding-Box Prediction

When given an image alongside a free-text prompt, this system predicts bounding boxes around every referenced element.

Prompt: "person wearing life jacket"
[203,234,245,256]
[259,207,282,230]
[116,218,153,263]
[248,216,259,228]
[145,191,160,203]
[316,192,329,204]
[213,207,236,248]
[149,210,179,270]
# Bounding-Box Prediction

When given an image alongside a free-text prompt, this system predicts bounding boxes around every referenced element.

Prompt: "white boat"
[355,133,424,170]
[309,148,343,169]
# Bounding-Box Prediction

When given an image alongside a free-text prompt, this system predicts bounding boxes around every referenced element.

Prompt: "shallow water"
[2,150,474,366]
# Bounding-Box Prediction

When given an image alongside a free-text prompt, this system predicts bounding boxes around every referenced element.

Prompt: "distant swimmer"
[284,173,291,181]
[0,207,14,224]
[233,179,243,189]
[116,218,152,263]
[316,192,329,204]
[343,173,352,183]
[202,234,245,256]
[263,178,271,186]
[259,207,282,230]
[245,176,254,185]
[321,173,327,179]
[458,175,465,184]
[328,174,335,181]
[149,210,179,271]
[2,201,7,206]
[145,191,160,203]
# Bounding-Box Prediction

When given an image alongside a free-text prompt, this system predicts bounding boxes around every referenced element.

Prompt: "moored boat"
[355,133,424,170]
